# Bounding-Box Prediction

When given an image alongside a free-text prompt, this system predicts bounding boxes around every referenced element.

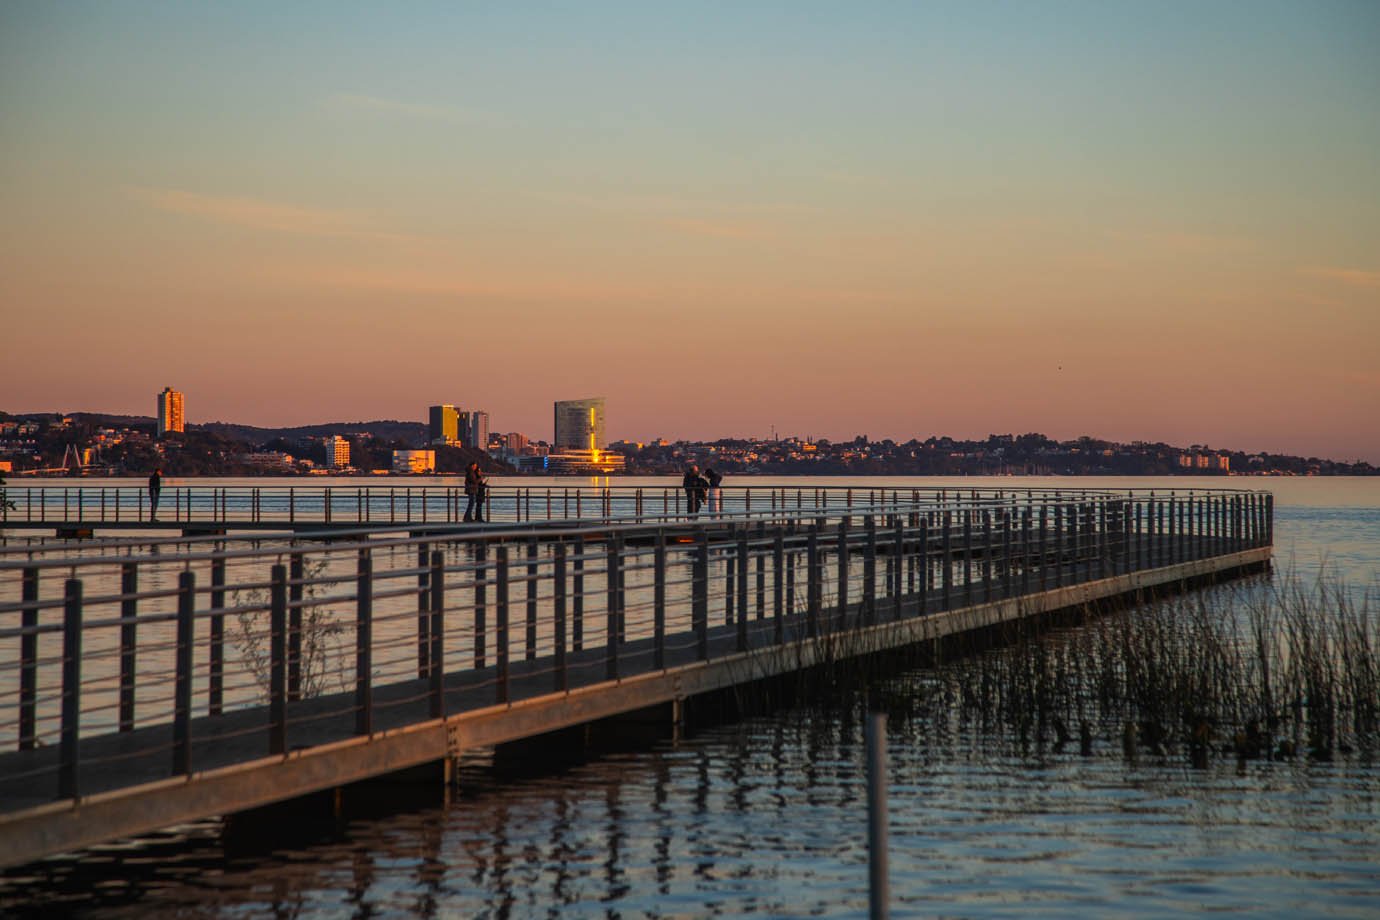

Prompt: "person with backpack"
[704,466,723,515]
[682,464,708,515]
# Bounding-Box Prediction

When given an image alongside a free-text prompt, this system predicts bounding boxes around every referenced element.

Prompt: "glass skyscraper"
[553,397,605,452]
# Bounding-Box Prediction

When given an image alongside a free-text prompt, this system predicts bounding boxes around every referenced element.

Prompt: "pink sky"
[2,5,1377,462]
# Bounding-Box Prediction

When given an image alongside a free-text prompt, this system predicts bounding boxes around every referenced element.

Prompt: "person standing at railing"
[682,464,707,515]
[464,462,488,523]
[148,468,162,522]
[704,466,723,516]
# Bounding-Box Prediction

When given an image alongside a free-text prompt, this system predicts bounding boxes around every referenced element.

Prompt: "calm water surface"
[2,477,1377,917]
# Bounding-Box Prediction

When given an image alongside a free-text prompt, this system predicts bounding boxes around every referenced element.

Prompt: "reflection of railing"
[1,482,1275,529]
[0,488,1272,866]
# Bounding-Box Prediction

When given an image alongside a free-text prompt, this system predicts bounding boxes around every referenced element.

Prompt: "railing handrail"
[0,487,1271,573]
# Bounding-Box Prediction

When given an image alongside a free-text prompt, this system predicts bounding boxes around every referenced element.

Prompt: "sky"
[2,2,1377,461]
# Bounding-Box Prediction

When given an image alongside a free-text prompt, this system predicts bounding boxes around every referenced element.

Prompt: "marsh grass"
[887,570,1380,765]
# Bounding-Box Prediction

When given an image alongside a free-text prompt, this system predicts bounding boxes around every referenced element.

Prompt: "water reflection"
[0,704,1377,917]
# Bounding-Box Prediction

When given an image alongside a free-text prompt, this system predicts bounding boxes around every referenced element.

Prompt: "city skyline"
[2,4,1378,462]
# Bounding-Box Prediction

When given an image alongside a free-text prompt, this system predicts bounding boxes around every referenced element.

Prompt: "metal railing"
[0,488,1272,811]
[2,482,1273,530]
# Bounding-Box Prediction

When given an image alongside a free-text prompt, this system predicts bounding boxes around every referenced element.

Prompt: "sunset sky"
[2,3,1377,461]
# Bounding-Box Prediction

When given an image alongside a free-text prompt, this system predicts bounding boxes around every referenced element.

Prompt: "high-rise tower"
[156,387,184,437]
[553,397,605,452]
[428,405,460,445]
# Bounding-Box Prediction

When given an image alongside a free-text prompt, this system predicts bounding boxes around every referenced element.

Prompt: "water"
[2,476,1377,917]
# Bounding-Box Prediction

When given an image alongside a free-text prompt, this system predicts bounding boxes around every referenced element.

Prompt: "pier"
[0,487,1272,868]
[3,482,917,535]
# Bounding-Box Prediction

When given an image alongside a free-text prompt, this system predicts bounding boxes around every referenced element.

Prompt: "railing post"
[356,548,373,736]
[982,510,993,603]
[118,562,139,731]
[892,516,905,619]
[59,578,83,799]
[555,541,568,690]
[1039,504,1051,587]
[774,530,786,643]
[941,510,953,610]
[430,550,445,718]
[1021,507,1032,595]
[807,524,822,637]
[837,519,850,630]
[918,515,930,613]
[416,542,430,679]
[288,552,303,701]
[1122,500,1133,574]
[269,564,287,756]
[999,509,1012,597]
[614,532,627,642]
[1242,496,1253,554]
[527,538,540,661]
[496,546,510,704]
[694,531,710,660]
[756,522,767,621]
[962,509,973,607]
[474,541,488,669]
[1097,499,1108,577]
[573,538,585,652]
[1148,498,1158,568]
[606,536,622,680]
[653,532,666,670]
[737,533,750,651]
[209,552,225,716]
[725,535,736,627]
[20,568,39,751]
[174,569,194,777]
[864,515,877,626]
[1130,501,1139,571]
[1172,497,1182,565]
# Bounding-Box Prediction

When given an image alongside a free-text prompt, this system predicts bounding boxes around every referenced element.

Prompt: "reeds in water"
[890,571,1378,766]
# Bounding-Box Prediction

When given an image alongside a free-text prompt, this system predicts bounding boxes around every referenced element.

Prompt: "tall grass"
[890,571,1379,765]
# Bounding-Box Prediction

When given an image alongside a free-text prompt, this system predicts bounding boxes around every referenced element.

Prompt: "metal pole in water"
[867,711,889,920]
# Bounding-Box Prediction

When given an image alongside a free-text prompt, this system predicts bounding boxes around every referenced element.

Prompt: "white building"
[325,436,351,469]
[392,449,436,474]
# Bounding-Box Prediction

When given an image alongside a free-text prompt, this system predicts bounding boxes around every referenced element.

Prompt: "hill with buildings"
[0,410,1373,477]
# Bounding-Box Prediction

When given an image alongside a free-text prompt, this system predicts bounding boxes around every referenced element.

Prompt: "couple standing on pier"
[464,462,488,522]
[682,464,723,515]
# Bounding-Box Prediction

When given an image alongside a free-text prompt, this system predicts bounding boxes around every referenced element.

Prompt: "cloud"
[539,190,818,218]
[126,186,447,245]
[128,186,367,236]
[327,93,494,126]
[282,264,904,309]
[1109,228,1254,255]
[662,217,770,241]
[283,265,659,304]
[1301,266,1380,289]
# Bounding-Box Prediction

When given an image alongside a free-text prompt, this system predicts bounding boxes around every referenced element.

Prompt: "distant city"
[0,387,1374,477]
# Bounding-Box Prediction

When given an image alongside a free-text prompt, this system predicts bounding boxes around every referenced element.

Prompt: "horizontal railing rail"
[1,482,1272,531]
[0,488,1272,823]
